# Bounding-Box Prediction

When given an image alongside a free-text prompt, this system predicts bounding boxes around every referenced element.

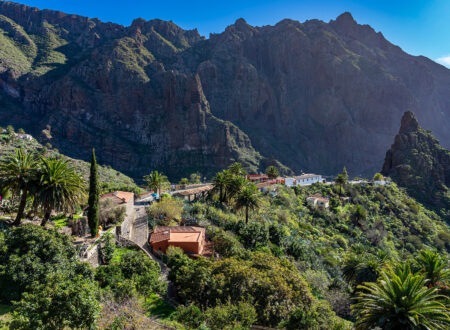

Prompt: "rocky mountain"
[0,1,449,180]
[382,111,450,219]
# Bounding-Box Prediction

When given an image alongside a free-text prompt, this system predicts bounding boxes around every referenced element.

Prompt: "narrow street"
[130,203,176,303]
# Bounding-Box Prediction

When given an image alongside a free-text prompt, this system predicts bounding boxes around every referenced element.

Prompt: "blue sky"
[14,0,450,67]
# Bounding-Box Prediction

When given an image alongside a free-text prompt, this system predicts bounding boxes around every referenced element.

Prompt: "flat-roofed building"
[285,174,323,187]
[149,226,206,255]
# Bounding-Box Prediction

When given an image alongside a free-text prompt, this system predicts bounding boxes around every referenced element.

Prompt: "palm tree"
[35,158,85,227]
[266,165,279,179]
[352,264,450,329]
[0,148,38,225]
[226,175,248,203]
[351,205,367,228]
[228,162,246,176]
[415,249,450,287]
[335,173,346,196]
[143,170,169,195]
[343,252,386,287]
[235,184,260,223]
[212,171,228,203]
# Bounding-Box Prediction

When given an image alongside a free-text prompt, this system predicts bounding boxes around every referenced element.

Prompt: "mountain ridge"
[0,1,449,180]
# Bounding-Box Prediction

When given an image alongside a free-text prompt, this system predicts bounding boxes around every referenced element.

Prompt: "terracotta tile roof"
[247,174,269,181]
[149,231,170,243]
[101,191,134,204]
[154,226,205,233]
[172,185,213,196]
[150,226,205,243]
[256,180,279,188]
[307,193,323,198]
[307,193,329,202]
[138,190,155,197]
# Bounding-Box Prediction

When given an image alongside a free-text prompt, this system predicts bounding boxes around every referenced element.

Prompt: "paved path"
[131,204,148,246]
[130,204,177,303]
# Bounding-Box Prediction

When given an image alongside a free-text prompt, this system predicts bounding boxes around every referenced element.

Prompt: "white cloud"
[436,55,450,68]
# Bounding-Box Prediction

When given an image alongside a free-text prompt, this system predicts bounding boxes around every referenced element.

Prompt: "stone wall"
[117,199,135,239]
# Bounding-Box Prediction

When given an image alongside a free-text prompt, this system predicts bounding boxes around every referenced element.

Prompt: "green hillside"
[0,127,142,194]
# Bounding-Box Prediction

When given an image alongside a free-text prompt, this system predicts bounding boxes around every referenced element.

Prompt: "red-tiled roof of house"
[307,193,323,198]
[150,226,205,243]
[256,180,279,188]
[172,185,213,196]
[307,193,329,202]
[247,174,268,180]
[149,231,170,243]
[101,191,134,204]
[154,226,205,233]
[138,190,155,197]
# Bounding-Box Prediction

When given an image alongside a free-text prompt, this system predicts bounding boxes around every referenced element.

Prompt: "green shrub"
[204,301,257,330]
[173,304,204,328]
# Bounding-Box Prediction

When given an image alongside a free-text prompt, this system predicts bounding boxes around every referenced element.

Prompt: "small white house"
[285,177,296,187]
[374,180,391,186]
[306,194,330,209]
[14,133,33,141]
[285,174,322,187]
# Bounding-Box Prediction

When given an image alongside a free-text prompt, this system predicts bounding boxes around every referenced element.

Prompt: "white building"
[374,180,391,186]
[285,174,323,187]
[14,133,33,141]
[306,194,330,209]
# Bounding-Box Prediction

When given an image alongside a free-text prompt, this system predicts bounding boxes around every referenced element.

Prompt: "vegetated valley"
[0,114,449,329]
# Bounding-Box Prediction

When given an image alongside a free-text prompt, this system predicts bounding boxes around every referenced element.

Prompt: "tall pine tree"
[87,149,99,236]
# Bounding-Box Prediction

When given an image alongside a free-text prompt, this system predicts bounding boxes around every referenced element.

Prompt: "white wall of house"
[296,175,322,186]
[374,180,390,186]
[285,177,296,187]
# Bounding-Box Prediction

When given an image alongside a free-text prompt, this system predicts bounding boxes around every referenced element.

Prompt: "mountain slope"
[0,2,449,180]
[0,129,142,193]
[382,111,450,219]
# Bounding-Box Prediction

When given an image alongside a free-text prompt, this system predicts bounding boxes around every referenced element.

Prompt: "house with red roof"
[149,226,207,256]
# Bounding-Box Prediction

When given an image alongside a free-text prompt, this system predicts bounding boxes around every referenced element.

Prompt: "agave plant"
[352,264,450,329]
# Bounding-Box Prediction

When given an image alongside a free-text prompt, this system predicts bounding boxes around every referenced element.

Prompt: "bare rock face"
[382,111,450,218]
[0,3,449,180]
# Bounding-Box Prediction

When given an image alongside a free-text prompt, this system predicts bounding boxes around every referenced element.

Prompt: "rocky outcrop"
[0,2,449,180]
[382,111,450,217]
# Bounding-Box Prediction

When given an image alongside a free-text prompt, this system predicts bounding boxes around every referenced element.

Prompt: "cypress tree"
[342,166,349,183]
[87,149,99,237]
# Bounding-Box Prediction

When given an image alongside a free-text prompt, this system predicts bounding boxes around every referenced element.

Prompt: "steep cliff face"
[0,2,449,180]
[0,1,263,179]
[182,14,450,175]
[382,111,450,218]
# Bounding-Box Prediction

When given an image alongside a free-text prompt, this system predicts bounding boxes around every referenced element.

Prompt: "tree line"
[0,148,101,236]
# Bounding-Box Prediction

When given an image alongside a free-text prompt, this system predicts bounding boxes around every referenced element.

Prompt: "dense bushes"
[190,181,449,325]
[168,250,327,327]
[0,225,88,302]
[95,249,166,300]
[0,225,99,327]
[0,225,167,328]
